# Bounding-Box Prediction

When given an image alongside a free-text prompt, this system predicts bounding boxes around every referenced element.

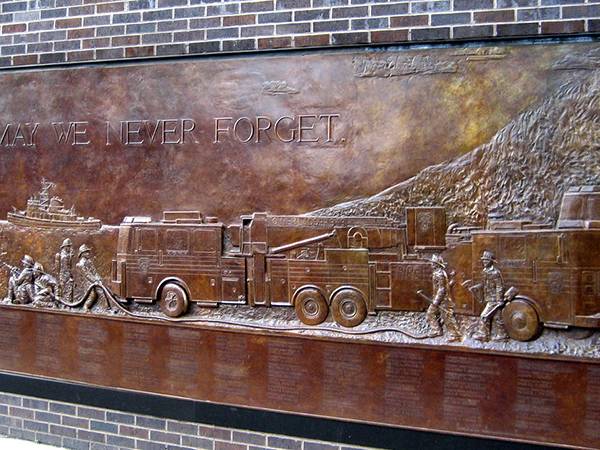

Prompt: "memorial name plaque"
[0,306,598,448]
[0,39,598,448]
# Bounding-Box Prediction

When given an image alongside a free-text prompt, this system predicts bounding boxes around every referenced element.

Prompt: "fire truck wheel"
[331,289,367,328]
[294,288,328,326]
[502,298,541,342]
[159,283,189,318]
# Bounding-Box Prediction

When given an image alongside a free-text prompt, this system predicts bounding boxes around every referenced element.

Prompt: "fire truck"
[110,207,447,327]
[443,185,600,340]
[110,186,600,340]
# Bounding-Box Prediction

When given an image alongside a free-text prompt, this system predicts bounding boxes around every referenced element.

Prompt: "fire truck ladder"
[374,263,392,310]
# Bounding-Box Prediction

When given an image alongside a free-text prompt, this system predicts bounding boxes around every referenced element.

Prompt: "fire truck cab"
[111,211,246,317]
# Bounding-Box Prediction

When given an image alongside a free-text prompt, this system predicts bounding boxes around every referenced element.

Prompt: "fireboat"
[7,179,102,230]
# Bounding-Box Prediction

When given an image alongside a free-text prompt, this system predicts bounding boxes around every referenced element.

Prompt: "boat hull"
[7,212,102,230]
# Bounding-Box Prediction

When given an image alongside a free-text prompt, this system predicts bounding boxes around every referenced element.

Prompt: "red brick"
[293,34,330,47]
[12,54,37,65]
[56,18,82,28]
[474,9,515,23]
[223,14,256,26]
[97,2,125,13]
[125,45,155,58]
[112,35,140,46]
[3,23,26,34]
[258,36,292,49]
[541,20,585,34]
[371,29,408,43]
[215,441,246,450]
[390,15,428,28]
[68,28,95,39]
[563,5,600,19]
[198,426,231,441]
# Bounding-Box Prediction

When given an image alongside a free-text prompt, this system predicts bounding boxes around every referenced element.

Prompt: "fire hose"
[64,281,434,340]
[4,262,433,339]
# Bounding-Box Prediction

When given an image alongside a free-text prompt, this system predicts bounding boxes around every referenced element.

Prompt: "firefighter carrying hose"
[424,254,462,341]
[76,244,103,311]
[472,250,509,341]
[33,262,57,304]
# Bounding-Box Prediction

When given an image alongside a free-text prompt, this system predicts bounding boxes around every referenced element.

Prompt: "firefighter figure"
[426,254,462,341]
[473,251,509,341]
[33,262,57,304]
[6,255,36,304]
[76,244,103,311]
[55,238,74,301]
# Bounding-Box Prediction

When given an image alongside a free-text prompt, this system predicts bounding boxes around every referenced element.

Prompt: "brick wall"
[0,392,372,450]
[0,0,597,67]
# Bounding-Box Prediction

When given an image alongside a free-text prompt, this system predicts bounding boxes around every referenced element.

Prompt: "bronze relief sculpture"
[1,180,598,356]
[0,42,596,358]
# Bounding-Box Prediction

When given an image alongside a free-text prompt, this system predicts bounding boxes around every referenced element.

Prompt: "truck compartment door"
[389,261,431,311]
[221,258,246,302]
[267,258,289,304]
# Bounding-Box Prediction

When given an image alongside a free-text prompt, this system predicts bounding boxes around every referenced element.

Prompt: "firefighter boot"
[445,320,462,342]
[426,304,443,338]
[472,319,490,342]
[491,311,509,341]
[443,308,462,342]
[83,289,97,311]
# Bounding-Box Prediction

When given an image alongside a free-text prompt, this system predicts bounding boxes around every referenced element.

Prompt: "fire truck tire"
[294,288,328,326]
[159,283,189,318]
[331,289,367,328]
[502,298,541,342]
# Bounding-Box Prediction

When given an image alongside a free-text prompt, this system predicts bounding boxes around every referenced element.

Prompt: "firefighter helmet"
[78,244,92,258]
[430,254,447,267]
[61,238,72,249]
[481,250,496,262]
[21,255,34,267]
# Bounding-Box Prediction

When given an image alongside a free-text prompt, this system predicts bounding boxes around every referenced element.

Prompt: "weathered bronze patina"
[0,40,598,447]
